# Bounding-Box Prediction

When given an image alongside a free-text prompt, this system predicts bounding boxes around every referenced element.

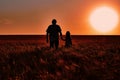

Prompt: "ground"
[0,35,120,80]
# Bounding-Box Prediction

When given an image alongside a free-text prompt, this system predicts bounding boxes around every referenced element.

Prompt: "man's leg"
[50,40,54,48]
[55,39,59,49]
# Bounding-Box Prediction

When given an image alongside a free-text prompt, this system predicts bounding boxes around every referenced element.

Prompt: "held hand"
[61,36,65,41]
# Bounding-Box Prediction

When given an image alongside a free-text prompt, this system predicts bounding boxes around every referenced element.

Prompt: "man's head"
[52,19,57,25]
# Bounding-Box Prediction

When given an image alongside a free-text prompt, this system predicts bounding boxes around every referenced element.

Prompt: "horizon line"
[0,34,120,36]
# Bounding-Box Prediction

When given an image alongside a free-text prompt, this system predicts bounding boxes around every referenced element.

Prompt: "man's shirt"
[46,24,61,41]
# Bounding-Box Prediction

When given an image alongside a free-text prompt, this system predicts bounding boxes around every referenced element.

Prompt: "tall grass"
[0,39,120,80]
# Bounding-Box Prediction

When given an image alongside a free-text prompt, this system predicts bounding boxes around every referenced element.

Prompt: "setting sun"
[89,6,119,33]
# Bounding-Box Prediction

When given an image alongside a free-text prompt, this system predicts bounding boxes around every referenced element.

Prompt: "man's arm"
[59,29,63,40]
[58,25,63,40]
[46,26,50,43]
[46,32,49,43]
[60,31,62,37]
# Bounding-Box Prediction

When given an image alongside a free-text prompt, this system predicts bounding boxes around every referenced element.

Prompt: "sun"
[89,6,119,33]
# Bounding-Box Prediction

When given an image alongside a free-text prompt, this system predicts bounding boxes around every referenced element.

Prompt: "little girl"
[62,31,72,47]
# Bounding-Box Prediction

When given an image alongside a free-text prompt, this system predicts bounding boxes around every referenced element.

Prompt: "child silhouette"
[62,31,72,47]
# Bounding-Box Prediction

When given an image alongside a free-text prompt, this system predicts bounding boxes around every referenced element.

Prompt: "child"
[62,31,72,47]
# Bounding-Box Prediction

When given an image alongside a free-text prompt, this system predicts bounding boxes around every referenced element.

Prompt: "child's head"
[66,31,70,36]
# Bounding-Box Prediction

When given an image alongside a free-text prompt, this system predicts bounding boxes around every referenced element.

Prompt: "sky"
[0,0,119,35]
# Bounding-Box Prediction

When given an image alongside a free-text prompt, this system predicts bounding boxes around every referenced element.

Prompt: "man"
[46,19,62,49]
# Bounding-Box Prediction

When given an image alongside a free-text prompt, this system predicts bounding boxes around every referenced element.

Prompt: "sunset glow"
[0,0,119,35]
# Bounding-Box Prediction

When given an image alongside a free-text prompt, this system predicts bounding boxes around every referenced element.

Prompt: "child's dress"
[62,31,72,47]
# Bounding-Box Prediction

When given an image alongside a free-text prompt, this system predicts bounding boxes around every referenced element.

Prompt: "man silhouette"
[46,19,62,49]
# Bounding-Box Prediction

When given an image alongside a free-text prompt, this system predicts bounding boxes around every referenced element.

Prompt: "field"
[0,35,120,80]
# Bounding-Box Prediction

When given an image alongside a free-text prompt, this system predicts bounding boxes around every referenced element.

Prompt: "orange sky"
[0,0,119,35]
